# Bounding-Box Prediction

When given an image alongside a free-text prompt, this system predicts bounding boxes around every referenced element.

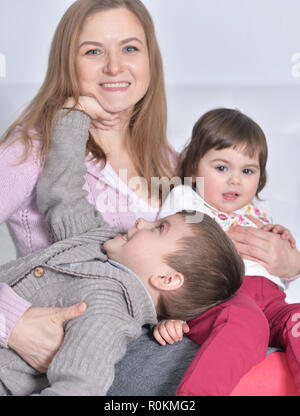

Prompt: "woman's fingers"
[64,96,121,126]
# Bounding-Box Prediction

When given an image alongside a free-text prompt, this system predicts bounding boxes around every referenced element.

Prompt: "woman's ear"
[150,271,184,292]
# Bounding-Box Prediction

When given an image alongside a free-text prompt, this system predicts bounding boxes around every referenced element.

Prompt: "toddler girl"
[155,108,300,395]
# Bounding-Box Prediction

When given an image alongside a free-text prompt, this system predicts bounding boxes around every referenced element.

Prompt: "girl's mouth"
[222,192,239,201]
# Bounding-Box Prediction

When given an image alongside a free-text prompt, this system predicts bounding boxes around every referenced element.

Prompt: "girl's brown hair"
[157,211,244,321]
[1,0,173,187]
[178,108,268,197]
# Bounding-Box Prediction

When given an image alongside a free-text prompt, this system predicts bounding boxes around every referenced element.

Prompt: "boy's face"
[196,147,260,213]
[104,214,191,279]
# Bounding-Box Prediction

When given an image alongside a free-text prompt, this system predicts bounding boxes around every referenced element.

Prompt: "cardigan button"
[33,267,45,278]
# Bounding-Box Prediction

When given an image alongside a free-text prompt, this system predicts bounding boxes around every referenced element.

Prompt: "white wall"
[1,1,300,301]
[1,0,300,86]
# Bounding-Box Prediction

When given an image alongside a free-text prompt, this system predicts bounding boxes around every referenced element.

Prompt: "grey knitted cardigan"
[0,110,157,396]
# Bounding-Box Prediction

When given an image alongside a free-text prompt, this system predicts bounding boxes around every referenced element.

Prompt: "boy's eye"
[216,166,227,172]
[123,46,138,53]
[156,223,164,232]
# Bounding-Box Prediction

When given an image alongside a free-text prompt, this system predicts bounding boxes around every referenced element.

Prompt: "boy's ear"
[150,271,184,292]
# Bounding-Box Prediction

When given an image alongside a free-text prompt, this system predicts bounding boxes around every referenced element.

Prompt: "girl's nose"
[227,173,241,185]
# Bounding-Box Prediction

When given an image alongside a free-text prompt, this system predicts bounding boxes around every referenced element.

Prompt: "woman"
[1,0,300,394]
[0,0,174,369]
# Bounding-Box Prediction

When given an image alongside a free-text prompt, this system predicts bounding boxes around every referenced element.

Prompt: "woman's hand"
[64,96,120,130]
[8,302,87,373]
[245,215,296,248]
[228,224,300,279]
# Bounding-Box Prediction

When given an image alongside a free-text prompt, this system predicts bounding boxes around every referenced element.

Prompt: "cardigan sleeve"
[33,289,141,396]
[37,109,114,242]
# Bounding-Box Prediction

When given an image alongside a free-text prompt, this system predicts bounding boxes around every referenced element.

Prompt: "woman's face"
[76,8,151,114]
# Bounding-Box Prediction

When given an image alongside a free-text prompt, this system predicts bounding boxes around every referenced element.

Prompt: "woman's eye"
[123,46,138,53]
[216,166,227,172]
[85,49,101,56]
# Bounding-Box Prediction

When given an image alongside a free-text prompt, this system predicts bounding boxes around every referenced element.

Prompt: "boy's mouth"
[116,233,128,241]
[222,192,240,201]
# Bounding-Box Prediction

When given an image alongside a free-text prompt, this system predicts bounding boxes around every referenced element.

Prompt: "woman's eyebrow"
[78,37,145,49]
[120,37,145,46]
[78,41,104,49]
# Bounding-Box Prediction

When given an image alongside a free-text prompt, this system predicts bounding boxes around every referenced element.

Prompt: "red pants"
[176,276,300,396]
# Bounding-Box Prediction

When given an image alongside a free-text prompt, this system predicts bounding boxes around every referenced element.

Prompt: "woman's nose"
[103,52,122,75]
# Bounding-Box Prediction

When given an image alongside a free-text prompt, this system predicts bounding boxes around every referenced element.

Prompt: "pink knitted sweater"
[0,132,177,346]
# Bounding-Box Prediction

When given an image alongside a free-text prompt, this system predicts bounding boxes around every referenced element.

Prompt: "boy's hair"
[157,211,244,321]
[178,108,268,198]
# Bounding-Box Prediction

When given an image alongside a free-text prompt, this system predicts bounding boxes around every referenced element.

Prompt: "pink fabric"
[176,276,300,396]
[231,352,298,396]
[0,283,31,348]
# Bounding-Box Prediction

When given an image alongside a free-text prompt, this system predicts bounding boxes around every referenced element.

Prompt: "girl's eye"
[243,169,253,175]
[216,166,227,172]
[85,49,101,56]
[123,46,138,53]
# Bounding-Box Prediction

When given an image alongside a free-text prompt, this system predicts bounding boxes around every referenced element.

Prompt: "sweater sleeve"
[0,283,32,348]
[37,109,111,242]
[0,133,41,224]
[33,290,141,396]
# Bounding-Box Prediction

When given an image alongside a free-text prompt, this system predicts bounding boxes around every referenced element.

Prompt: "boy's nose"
[135,218,150,230]
[127,218,151,239]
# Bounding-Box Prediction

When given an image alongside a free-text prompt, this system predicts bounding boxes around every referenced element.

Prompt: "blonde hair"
[1,0,173,187]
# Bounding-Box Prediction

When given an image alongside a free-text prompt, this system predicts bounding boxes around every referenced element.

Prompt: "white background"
[0,0,300,302]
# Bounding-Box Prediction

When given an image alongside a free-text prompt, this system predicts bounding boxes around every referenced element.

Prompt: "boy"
[0,110,243,396]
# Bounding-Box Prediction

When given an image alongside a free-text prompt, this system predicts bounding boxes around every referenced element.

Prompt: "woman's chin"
[103,102,133,115]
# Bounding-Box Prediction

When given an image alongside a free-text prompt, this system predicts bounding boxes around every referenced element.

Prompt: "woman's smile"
[76,8,151,114]
[99,81,131,92]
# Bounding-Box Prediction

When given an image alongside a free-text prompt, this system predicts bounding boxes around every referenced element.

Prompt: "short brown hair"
[178,108,268,197]
[157,211,245,321]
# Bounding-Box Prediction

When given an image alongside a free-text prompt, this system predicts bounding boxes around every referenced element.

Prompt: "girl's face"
[76,8,151,114]
[195,147,261,213]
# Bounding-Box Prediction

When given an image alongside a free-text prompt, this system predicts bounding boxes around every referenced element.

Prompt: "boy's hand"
[64,96,120,131]
[153,320,190,346]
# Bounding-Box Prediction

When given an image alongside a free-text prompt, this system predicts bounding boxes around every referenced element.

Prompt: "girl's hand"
[153,320,190,346]
[64,96,120,130]
[8,302,87,373]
